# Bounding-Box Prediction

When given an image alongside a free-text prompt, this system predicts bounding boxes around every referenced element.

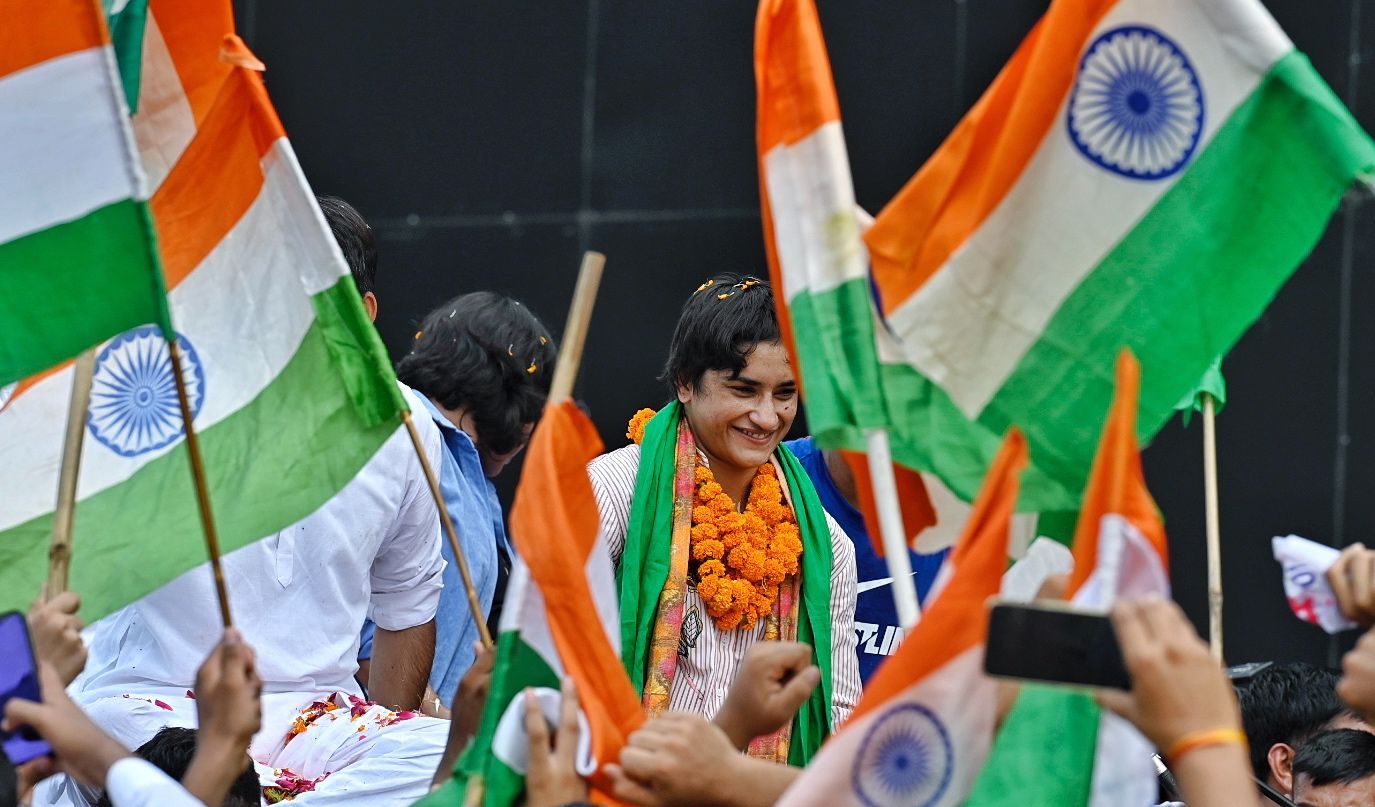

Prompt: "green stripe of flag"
[0,278,396,620]
[447,623,559,807]
[106,0,149,112]
[0,199,170,386]
[965,687,1101,805]
[879,51,1375,512]
[787,275,890,445]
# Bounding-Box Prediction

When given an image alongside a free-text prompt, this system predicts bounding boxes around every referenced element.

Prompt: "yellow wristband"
[1165,728,1249,762]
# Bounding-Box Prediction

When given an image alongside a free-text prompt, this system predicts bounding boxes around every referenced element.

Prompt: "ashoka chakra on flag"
[87,325,205,458]
[850,703,954,807]
[1067,25,1205,180]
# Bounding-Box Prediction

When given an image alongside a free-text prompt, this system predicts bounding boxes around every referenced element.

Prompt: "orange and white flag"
[777,428,1028,806]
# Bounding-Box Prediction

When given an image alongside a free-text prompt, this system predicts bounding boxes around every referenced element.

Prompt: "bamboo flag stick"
[547,251,605,404]
[1202,393,1224,661]
[402,412,494,649]
[168,338,233,627]
[46,349,97,598]
[864,429,922,630]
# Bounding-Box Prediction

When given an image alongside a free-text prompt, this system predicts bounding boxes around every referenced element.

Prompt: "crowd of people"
[7,196,1375,807]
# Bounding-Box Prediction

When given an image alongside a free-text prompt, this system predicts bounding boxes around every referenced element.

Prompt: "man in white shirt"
[34,388,449,807]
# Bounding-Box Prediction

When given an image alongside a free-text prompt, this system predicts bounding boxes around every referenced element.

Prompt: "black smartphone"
[0,611,52,765]
[983,600,1131,690]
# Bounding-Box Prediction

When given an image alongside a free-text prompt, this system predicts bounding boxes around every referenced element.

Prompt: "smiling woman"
[587,273,861,769]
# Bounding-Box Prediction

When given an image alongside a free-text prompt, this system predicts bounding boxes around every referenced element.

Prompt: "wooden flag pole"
[402,412,494,649]
[168,338,233,627]
[547,251,605,404]
[864,429,922,630]
[1202,392,1224,661]
[46,349,97,597]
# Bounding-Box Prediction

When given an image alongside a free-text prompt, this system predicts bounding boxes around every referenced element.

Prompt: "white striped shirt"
[589,443,861,730]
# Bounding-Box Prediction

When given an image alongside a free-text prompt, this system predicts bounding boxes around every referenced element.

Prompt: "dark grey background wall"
[232,0,1375,669]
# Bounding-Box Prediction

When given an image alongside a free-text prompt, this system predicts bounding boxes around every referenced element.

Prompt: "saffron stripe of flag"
[863,0,1375,511]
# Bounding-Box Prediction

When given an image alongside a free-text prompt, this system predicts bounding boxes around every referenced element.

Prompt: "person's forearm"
[712,711,753,751]
[181,737,249,807]
[1171,744,1254,807]
[710,755,800,807]
[369,620,436,711]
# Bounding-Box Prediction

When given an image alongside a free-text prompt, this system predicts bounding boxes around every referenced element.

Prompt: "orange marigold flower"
[692,505,715,525]
[697,481,724,502]
[626,408,657,444]
[719,511,746,533]
[716,608,745,631]
[692,538,725,561]
[699,559,727,578]
[721,529,745,551]
[695,465,713,484]
[697,576,720,601]
[709,587,738,614]
[708,495,735,516]
[691,522,719,543]
[757,463,776,477]
[762,557,786,585]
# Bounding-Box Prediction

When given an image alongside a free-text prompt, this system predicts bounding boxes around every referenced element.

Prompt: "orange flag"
[1067,350,1168,597]
[838,450,938,558]
[507,399,644,790]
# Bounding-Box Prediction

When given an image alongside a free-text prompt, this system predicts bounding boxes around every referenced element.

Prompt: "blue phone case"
[0,611,52,765]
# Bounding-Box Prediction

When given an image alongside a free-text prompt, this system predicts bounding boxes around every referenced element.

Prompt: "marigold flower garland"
[628,408,803,631]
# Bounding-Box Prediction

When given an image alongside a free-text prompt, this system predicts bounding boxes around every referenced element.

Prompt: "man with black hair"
[317,194,378,322]
[588,274,859,768]
[1237,662,1371,803]
[92,729,259,807]
[1290,729,1375,806]
[361,292,555,717]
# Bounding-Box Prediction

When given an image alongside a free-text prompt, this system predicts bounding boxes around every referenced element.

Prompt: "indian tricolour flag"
[440,400,642,807]
[864,0,1375,512]
[0,0,169,387]
[0,36,405,619]
[777,427,1028,807]
[967,351,1171,806]
[756,0,949,562]
[754,0,886,446]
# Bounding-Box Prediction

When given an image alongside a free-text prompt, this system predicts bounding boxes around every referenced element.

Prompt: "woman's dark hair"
[397,292,557,456]
[661,273,781,394]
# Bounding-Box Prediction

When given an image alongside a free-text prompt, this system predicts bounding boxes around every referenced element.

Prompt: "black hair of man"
[1293,728,1375,787]
[660,273,781,395]
[396,292,557,457]
[1236,662,1357,780]
[93,727,261,807]
[316,194,376,296]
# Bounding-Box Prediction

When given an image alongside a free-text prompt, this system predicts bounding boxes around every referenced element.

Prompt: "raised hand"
[712,640,819,750]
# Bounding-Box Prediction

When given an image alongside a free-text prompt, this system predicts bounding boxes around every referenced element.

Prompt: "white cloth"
[38,383,449,806]
[103,757,203,806]
[588,443,862,730]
